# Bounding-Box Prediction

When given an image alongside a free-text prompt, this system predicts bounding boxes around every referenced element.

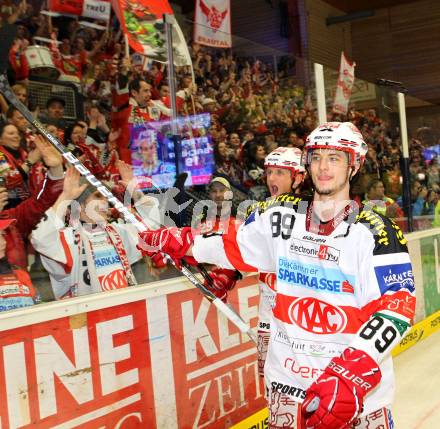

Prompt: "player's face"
[266,167,293,197]
[309,149,351,197]
[141,141,156,162]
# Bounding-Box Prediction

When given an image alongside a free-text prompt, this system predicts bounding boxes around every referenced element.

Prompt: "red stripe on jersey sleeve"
[222,225,258,272]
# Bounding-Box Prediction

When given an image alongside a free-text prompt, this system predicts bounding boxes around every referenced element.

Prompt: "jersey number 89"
[359,316,398,353]
[270,212,295,240]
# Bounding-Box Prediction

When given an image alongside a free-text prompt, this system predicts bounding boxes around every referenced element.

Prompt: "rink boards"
[0,228,438,428]
[0,275,265,429]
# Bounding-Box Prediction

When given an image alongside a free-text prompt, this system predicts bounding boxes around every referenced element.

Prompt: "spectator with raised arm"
[0,134,64,311]
[31,165,160,299]
[0,122,42,208]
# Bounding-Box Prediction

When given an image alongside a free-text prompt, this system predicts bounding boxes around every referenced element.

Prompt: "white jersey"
[192,194,415,415]
[31,195,160,298]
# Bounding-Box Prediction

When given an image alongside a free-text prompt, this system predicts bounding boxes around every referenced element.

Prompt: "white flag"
[333,52,355,115]
[194,0,231,48]
[82,0,111,21]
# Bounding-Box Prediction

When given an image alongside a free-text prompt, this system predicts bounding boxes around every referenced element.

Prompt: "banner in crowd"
[194,0,232,48]
[49,0,111,21]
[0,276,264,428]
[111,0,192,66]
[333,52,356,115]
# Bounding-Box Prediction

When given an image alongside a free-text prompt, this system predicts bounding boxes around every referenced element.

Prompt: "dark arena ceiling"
[323,0,426,13]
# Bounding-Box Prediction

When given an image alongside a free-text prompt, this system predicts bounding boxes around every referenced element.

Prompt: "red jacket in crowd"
[0,174,64,268]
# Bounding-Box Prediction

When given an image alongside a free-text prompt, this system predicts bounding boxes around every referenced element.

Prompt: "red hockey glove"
[203,268,240,302]
[150,252,168,269]
[302,348,382,429]
[150,252,198,269]
[138,227,194,267]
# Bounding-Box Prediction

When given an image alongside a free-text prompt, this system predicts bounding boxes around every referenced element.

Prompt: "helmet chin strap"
[290,170,296,191]
[349,161,362,181]
[348,166,356,181]
[290,171,304,192]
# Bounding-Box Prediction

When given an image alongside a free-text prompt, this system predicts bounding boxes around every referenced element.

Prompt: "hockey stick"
[0,74,256,344]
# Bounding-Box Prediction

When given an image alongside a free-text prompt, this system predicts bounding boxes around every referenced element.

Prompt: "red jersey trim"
[222,226,257,272]
[59,231,74,273]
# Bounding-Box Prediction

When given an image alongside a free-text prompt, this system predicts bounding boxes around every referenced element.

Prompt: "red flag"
[49,0,83,15]
[111,0,192,66]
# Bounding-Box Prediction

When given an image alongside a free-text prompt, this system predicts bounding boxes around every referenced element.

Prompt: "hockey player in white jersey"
[258,147,305,376]
[138,122,415,429]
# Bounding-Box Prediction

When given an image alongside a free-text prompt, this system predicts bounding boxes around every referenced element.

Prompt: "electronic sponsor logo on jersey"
[374,262,415,295]
[273,330,346,358]
[289,238,340,263]
[278,257,355,294]
[288,296,348,334]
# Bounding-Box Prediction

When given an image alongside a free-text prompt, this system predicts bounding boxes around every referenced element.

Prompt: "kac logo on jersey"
[98,269,128,291]
[288,297,347,334]
[374,263,415,295]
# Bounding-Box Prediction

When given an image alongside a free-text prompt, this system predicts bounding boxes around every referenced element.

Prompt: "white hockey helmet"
[303,122,368,167]
[264,147,306,176]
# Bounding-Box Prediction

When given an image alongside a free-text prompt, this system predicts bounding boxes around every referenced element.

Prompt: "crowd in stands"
[0,0,439,311]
